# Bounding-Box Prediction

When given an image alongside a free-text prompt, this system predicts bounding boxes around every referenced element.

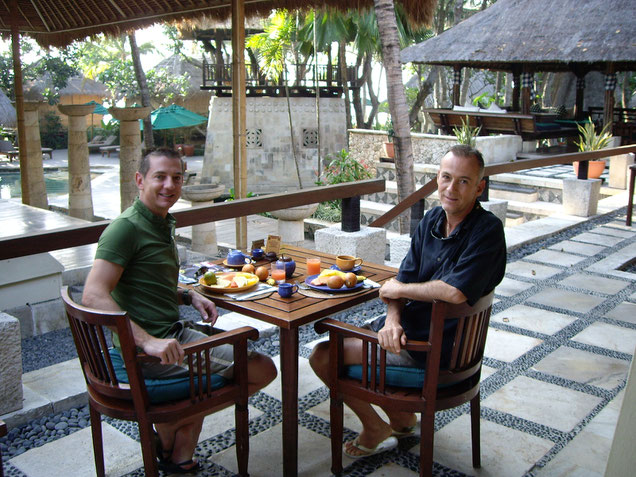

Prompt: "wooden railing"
[0,179,384,260]
[369,145,636,230]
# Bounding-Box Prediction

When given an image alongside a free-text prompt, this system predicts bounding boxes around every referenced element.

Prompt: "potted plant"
[572,118,613,179]
[453,115,482,147]
[382,120,395,160]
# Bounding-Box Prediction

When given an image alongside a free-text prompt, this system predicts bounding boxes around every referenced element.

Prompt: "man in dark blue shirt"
[310,144,506,458]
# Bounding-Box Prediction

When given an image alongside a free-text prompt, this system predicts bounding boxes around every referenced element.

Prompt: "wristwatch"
[181,288,192,306]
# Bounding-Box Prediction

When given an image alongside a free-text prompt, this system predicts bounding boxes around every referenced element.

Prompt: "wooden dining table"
[189,245,397,477]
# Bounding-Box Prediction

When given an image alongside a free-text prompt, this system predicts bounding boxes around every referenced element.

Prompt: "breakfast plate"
[198,272,259,293]
[305,274,364,293]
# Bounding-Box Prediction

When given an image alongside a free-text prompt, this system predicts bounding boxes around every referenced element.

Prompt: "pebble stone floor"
[2,211,636,477]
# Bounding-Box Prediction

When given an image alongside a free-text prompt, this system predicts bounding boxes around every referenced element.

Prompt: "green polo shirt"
[95,199,180,345]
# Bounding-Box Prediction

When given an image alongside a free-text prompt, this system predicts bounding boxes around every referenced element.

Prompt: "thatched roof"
[154,55,204,95]
[401,0,636,73]
[1,0,436,48]
[0,89,17,127]
[24,74,109,101]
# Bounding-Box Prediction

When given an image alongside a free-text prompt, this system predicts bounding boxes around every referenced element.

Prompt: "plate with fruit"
[198,271,260,293]
[305,270,365,293]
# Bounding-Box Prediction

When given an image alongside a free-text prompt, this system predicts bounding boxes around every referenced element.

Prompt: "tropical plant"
[576,118,613,151]
[39,112,68,149]
[453,115,481,147]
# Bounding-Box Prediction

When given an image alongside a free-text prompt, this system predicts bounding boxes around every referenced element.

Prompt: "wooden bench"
[424,108,580,141]
[0,148,52,161]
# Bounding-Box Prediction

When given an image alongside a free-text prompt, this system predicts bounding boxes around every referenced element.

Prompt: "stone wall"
[348,129,522,166]
[202,97,346,195]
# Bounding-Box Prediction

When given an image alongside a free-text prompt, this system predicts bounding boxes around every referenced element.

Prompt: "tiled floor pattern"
[4,218,636,477]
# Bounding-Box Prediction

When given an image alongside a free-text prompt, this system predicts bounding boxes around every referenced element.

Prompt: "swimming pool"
[0,171,70,198]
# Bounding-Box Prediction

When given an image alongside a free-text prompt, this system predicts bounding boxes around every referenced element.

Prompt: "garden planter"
[573,160,606,179]
[382,142,394,158]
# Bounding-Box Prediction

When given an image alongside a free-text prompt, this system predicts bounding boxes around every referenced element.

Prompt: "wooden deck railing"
[369,145,636,229]
[1,179,384,260]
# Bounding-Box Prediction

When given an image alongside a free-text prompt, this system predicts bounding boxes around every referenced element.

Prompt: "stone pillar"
[315,225,386,265]
[562,178,602,217]
[21,101,48,209]
[58,104,95,220]
[0,312,23,415]
[609,153,635,190]
[109,107,151,212]
[191,201,219,256]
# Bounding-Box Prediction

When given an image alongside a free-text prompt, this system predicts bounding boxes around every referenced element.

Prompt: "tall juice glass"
[306,258,321,276]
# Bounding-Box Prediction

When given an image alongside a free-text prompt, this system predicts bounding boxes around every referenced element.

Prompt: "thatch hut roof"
[0,89,17,128]
[1,0,435,48]
[154,55,204,95]
[401,0,636,73]
[23,74,109,101]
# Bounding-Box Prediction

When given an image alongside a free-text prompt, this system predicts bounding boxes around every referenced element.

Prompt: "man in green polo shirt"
[82,148,276,473]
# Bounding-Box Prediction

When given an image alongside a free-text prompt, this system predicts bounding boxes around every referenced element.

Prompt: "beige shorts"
[361,318,422,368]
[140,321,244,380]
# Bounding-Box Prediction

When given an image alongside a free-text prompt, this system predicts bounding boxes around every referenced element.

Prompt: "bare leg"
[309,339,416,456]
[157,352,276,465]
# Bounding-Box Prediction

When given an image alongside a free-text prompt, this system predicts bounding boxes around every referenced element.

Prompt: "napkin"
[363,279,381,289]
[226,283,275,300]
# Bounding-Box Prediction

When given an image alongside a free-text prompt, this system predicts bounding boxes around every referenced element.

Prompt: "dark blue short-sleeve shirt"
[395,202,506,364]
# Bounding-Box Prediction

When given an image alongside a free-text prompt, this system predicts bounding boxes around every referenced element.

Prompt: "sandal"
[343,436,398,459]
[391,426,417,438]
[158,458,200,474]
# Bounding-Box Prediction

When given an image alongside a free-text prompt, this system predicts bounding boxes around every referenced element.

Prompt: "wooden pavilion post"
[603,63,616,131]
[511,70,521,112]
[452,66,462,106]
[232,0,247,250]
[521,71,533,115]
[574,72,586,120]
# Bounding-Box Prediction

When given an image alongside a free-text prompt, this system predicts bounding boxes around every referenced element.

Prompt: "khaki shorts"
[140,321,244,380]
[362,317,422,368]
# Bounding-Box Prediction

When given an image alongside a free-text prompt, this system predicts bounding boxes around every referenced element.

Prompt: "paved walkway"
[1,151,635,476]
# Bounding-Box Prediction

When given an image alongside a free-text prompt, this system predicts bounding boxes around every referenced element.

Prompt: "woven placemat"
[298,287,367,299]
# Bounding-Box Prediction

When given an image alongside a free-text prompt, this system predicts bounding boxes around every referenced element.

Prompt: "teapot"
[226,249,250,265]
[276,255,296,278]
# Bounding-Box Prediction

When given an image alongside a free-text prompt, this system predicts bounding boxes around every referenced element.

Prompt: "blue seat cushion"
[345,365,457,389]
[345,365,427,388]
[109,349,227,404]
[535,122,561,131]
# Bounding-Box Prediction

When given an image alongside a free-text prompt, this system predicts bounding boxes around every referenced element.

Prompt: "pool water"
[0,171,70,198]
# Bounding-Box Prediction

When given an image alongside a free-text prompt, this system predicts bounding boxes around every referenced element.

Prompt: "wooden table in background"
[191,245,397,477]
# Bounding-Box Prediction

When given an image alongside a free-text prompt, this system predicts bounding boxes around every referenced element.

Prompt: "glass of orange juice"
[306,258,321,276]
[271,262,286,284]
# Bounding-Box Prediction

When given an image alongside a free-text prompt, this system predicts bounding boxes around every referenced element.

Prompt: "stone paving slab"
[571,322,636,355]
[523,249,588,267]
[527,288,606,314]
[495,277,536,297]
[548,240,606,256]
[571,232,625,246]
[484,328,543,362]
[505,261,562,280]
[560,272,630,295]
[604,302,636,325]
[491,305,576,336]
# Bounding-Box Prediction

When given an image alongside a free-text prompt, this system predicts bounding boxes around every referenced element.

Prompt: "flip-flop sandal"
[343,436,398,459]
[391,426,418,438]
[153,430,171,464]
[158,458,200,474]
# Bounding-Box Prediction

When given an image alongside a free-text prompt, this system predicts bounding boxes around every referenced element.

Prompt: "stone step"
[489,182,539,202]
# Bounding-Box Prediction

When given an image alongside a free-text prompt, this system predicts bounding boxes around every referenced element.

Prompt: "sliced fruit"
[356,275,366,283]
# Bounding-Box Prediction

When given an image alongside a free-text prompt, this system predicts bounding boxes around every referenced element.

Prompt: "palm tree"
[374,0,415,233]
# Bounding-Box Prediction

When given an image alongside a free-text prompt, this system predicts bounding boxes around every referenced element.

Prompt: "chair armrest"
[136,326,259,362]
[0,419,6,438]
[315,318,431,353]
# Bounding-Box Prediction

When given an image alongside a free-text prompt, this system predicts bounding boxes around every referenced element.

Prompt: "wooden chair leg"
[330,397,344,476]
[235,403,249,477]
[470,393,481,468]
[137,421,159,477]
[419,412,434,477]
[0,420,6,477]
[89,404,105,477]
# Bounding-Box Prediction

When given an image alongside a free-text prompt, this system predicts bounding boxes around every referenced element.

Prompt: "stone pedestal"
[21,101,48,209]
[609,153,635,190]
[315,225,386,265]
[562,178,602,217]
[271,204,319,246]
[0,312,23,415]
[482,199,508,224]
[58,104,95,220]
[181,184,225,256]
[109,107,151,212]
